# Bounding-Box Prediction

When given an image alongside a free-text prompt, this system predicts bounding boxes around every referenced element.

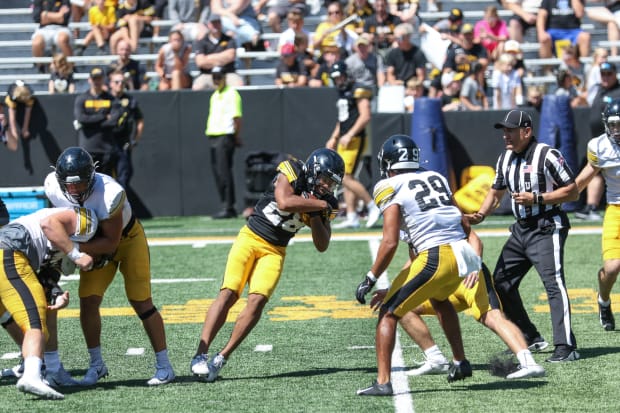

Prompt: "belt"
[516,207,561,227]
[122,214,136,238]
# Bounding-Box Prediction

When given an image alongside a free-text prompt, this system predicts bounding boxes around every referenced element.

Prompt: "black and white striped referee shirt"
[491,138,576,220]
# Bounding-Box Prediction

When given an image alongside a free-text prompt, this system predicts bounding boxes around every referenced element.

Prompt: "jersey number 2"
[408,176,451,211]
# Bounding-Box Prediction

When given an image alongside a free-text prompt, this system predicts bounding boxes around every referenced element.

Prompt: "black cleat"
[527,336,549,352]
[599,302,615,331]
[356,381,393,396]
[447,359,472,383]
[545,345,580,363]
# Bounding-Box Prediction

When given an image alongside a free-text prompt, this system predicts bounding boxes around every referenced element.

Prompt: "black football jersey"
[247,158,310,247]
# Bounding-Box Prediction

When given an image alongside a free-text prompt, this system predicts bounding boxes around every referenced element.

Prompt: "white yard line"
[368,239,414,413]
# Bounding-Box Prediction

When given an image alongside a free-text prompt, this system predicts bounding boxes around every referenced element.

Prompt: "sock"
[366,200,377,210]
[88,346,103,367]
[598,294,611,307]
[155,349,170,367]
[44,351,60,373]
[516,349,536,367]
[424,345,446,362]
[346,212,358,221]
[23,356,43,380]
[452,359,461,366]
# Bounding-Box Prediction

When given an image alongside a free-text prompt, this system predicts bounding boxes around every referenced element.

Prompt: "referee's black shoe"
[447,359,472,382]
[599,301,615,331]
[545,345,580,363]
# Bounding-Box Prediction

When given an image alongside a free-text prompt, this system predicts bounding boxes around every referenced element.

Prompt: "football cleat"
[447,359,472,383]
[45,363,78,387]
[1,359,24,379]
[598,301,615,331]
[17,377,64,399]
[527,336,549,352]
[545,346,579,363]
[333,216,360,229]
[356,381,393,396]
[205,353,226,383]
[190,353,210,376]
[506,364,546,379]
[405,358,449,376]
[365,204,382,228]
[147,364,175,386]
[80,363,109,386]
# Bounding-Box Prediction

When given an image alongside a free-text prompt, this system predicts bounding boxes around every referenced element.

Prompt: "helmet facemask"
[606,115,620,145]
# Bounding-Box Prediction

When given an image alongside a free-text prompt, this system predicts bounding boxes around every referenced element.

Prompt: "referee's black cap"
[494,110,533,129]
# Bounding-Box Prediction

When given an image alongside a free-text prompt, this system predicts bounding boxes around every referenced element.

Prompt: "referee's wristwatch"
[537,193,544,205]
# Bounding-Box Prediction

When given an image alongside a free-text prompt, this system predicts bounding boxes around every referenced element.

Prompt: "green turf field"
[1,216,619,412]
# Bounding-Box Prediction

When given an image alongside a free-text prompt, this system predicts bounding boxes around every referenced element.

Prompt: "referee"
[469,110,580,363]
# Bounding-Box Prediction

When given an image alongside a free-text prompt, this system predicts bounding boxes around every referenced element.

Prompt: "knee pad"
[138,306,158,320]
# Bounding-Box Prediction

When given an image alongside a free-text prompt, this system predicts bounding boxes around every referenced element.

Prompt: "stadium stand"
[0,1,616,93]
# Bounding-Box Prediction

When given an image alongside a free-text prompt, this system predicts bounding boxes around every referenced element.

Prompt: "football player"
[43,147,175,386]
[0,206,97,399]
[326,61,382,229]
[355,135,477,396]
[369,230,545,380]
[190,148,344,382]
[575,98,620,331]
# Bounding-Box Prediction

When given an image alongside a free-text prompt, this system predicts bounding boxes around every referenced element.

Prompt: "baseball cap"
[89,67,104,78]
[505,40,521,54]
[600,62,617,73]
[281,43,296,56]
[441,71,465,88]
[494,110,533,129]
[207,12,221,22]
[355,34,370,46]
[449,8,463,22]
[461,23,473,34]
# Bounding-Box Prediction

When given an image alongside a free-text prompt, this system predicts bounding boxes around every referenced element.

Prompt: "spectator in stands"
[345,0,375,34]
[32,0,73,73]
[501,0,541,42]
[76,0,117,56]
[388,0,419,26]
[193,13,243,90]
[554,69,588,107]
[583,3,620,56]
[440,71,464,111]
[520,84,544,112]
[313,1,358,58]
[211,0,262,49]
[170,0,210,43]
[73,67,117,176]
[48,53,76,94]
[363,0,401,59]
[109,40,149,90]
[536,0,590,59]
[108,69,144,189]
[275,43,308,87]
[309,45,342,87]
[433,7,463,44]
[294,33,319,79]
[70,0,91,39]
[443,23,489,75]
[460,61,488,110]
[578,61,620,220]
[492,53,522,109]
[474,5,509,62]
[155,30,193,90]
[152,0,169,37]
[277,8,309,53]
[504,39,527,78]
[385,23,427,85]
[345,34,386,90]
[586,47,609,105]
[403,77,425,112]
[109,0,156,54]
[2,81,35,153]
[558,43,586,100]
[254,0,306,34]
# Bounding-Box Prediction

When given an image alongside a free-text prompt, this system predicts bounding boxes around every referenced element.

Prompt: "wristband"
[537,193,544,205]
[366,271,377,282]
[67,243,84,263]
[532,191,538,204]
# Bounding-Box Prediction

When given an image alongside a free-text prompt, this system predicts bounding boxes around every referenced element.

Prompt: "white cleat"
[205,353,226,383]
[405,359,449,376]
[506,364,546,379]
[17,377,64,399]
[147,364,176,386]
[190,353,210,376]
[80,363,109,386]
[333,217,360,229]
[365,204,382,228]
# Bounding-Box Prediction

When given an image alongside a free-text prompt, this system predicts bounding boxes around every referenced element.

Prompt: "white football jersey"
[45,172,133,226]
[373,170,466,253]
[587,133,620,205]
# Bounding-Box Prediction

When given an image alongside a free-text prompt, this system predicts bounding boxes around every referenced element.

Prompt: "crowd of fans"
[15,0,620,109]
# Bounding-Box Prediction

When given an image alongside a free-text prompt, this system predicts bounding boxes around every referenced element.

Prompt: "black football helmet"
[378,134,420,178]
[55,147,96,203]
[305,148,345,197]
[603,98,620,145]
[329,61,350,90]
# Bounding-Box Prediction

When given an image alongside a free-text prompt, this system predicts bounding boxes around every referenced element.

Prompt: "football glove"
[356,272,377,305]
